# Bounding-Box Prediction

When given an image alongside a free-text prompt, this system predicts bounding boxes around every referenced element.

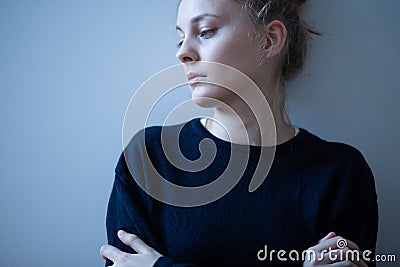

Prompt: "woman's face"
[176,0,269,107]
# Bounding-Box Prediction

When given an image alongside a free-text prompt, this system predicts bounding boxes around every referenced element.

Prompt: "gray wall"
[0,0,398,266]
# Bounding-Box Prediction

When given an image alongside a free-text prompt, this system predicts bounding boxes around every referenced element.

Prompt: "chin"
[192,97,217,108]
[190,84,230,108]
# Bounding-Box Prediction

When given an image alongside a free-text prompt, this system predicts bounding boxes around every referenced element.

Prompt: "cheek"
[208,38,261,78]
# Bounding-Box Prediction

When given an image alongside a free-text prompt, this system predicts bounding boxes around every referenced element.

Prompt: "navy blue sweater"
[105,118,378,266]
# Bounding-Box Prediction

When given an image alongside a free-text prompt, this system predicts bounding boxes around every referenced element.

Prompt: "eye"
[176,29,217,48]
[198,29,216,39]
[177,40,184,48]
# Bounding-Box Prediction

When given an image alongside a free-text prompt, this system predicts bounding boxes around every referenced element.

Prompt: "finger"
[314,239,367,267]
[318,231,336,244]
[325,245,367,267]
[315,236,361,253]
[118,230,150,254]
[320,247,363,265]
[343,239,361,254]
[335,237,362,255]
[313,236,341,252]
[100,244,126,262]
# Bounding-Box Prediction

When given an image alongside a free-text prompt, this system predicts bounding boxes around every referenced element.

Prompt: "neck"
[203,91,294,146]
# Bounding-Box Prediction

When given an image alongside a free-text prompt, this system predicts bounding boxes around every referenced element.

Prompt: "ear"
[262,20,287,58]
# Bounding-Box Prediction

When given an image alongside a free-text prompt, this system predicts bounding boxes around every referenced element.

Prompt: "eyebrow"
[176,13,222,32]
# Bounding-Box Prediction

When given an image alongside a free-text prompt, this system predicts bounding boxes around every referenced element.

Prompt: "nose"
[176,39,199,63]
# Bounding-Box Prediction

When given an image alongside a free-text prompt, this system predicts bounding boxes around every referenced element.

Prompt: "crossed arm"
[100,230,369,267]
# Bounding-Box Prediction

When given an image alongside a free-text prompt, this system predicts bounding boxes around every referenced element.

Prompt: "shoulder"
[127,119,199,148]
[298,128,376,194]
[116,119,199,176]
[298,128,371,166]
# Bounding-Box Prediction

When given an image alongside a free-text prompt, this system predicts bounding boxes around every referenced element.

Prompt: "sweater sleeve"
[105,152,199,267]
[328,148,379,267]
[154,256,198,267]
[105,158,160,266]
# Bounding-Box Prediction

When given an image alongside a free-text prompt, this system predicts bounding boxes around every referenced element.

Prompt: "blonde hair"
[235,0,320,84]
[233,0,320,126]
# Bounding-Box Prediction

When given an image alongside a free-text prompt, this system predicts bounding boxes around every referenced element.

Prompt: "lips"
[186,72,207,85]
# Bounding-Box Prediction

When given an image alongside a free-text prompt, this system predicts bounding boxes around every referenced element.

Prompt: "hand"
[100,230,163,267]
[303,232,367,267]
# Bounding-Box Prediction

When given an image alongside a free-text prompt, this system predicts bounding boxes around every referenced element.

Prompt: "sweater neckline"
[188,117,308,153]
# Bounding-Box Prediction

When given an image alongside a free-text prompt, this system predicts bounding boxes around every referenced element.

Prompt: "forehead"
[176,0,239,25]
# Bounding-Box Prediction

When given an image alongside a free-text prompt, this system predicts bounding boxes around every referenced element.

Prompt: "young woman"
[100,0,378,266]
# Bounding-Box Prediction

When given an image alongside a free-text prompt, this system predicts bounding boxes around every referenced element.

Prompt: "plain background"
[0,0,399,266]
